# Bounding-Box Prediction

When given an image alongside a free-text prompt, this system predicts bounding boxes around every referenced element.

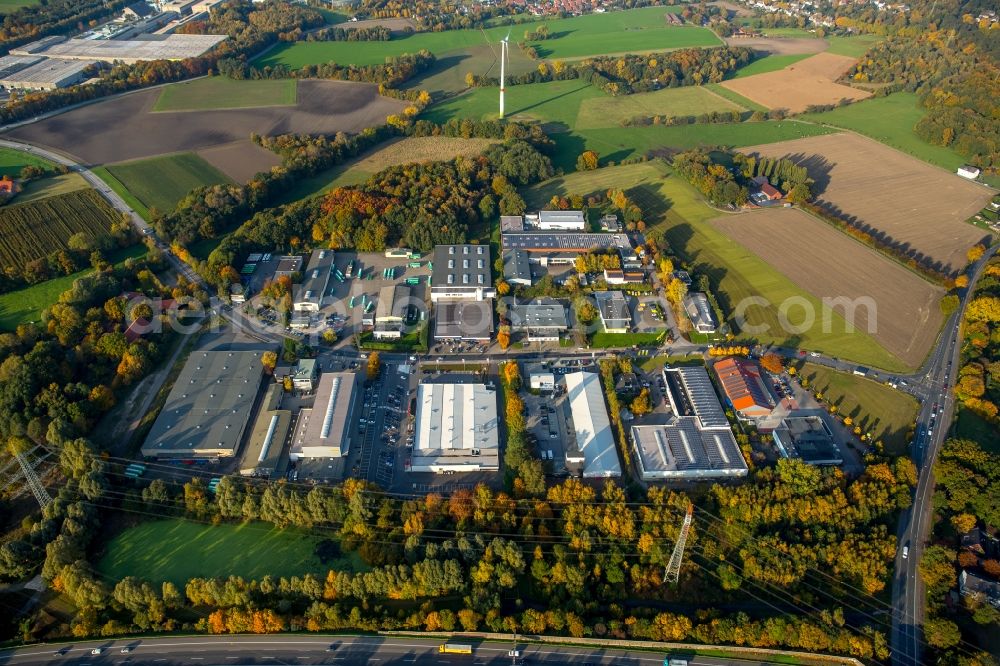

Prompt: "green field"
[730,53,811,78]
[798,362,918,453]
[104,153,232,217]
[423,79,606,127]
[404,43,538,96]
[547,121,835,171]
[799,93,976,175]
[591,330,666,348]
[153,76,297,111]
[13,172,87,203]
[0,146,54,178]
[825,34,883,58]
[524,162,908,370]
[98,518,365,586]
[0,244,147,330]
[705,83,769,112]
[257,6,720,69]
[0,0,38,12]
[575,85,745,128]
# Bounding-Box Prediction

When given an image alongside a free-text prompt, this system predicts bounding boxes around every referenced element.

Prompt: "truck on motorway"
[663,658,688,666]
[439,643,473,654]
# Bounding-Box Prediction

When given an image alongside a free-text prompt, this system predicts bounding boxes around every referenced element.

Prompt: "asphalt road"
[0,635,787,666]
[889,245,998,666]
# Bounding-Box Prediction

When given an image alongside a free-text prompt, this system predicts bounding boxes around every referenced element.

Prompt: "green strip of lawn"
[103,153,232,216]
[154,76,297,112]
[98,518,365,586]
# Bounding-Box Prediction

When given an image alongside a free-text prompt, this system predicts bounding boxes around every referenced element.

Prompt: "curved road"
[0,634,796,666]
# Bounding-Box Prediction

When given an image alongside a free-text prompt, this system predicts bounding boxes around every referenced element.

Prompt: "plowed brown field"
[744,133,993,274]
[720,52,870,112]
[711,207,944,368]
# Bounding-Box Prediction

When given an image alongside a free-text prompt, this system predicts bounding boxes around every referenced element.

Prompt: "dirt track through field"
[744,133,993,274]
[711,207,943,367]
[721,52,869,112]
[4,80,405,177]
[723,36,828,55]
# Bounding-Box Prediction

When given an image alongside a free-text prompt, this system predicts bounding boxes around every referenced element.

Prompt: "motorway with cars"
[0,634,825,666]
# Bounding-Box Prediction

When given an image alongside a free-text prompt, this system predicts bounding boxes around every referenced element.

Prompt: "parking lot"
[237,250,432,348]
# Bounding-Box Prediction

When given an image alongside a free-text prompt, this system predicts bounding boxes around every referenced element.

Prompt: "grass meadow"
[153,76,298,112]
[98,518,365,586]
[0,146,54,178]
[13,172,88,203]
[798,362,918,453]
[104,153,232,216]
[524,162,908,370]
[729,53,811,78]
[575,85,745,128]
[0,244,147,330]
[257,7,720,69]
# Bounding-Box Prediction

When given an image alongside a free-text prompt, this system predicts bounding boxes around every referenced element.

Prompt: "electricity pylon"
[665,504,693,583]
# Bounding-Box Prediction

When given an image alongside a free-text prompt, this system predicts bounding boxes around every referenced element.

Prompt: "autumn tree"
[576,150,599,171]
[261,350,278,374]
[760,352,784,374]
[366,351,381,380]
[497,325,511,350]
[968,244,986,262]
[630,388,652,416]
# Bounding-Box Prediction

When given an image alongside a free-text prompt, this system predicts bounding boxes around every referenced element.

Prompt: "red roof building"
[124,317,151,343]
[760,182,783,200]
[713,357,774,420]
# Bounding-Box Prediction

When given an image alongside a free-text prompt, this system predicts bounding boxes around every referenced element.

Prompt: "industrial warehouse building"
[713,357,774,421]
[683,292,717,334]
[0,55,95,90]
[662,366,730,429]
[12,33,227,64]
[564,371,621,478]
[239,384,291,478]
[293,249,334,312]
[141,349,266,460]
[771,415,843,465]
[531,210,587,230]
[503,248,532,286]
[374,284,410,339]
[290,371,359,460]
[508,298,569,341]
[631,418,747,481]
[411,381,499,473]
[431,244,495,302]
[434,301,494,341]
[501,232,636,265]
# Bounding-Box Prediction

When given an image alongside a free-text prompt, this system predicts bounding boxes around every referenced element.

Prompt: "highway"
[889,245,998,666]
[0,634,796,666]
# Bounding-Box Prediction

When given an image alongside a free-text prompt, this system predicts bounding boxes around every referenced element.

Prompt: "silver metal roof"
[564,371,621,478]
[412,382,499,471]
[631,417,747,480]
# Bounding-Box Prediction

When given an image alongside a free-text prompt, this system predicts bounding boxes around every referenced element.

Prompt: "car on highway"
[91,648,103,655]
[902,545,909,559]
[120,647,132,654]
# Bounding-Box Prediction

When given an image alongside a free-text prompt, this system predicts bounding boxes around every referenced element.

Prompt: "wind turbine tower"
[499,31,509,118]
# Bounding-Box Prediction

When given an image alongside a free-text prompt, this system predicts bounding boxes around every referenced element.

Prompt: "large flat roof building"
[594,291,631,334]
[293,249,334,312]
[564,371,621,478]
[239,384,291,478]
[141,349,266,459]
[663,366,729,429]
[631,417,747,481]
[0,56,94,90]
[533,210,586,230]
[771,415,842,465]
[434,300,493,341]
[273,255,304,278]
[713,357,774,421]
[411,381,499,473]
[430,244,494,302]
[290,371,359,459]
[501,232,635,264]
[12,33,227,63]
[508,298,568,342]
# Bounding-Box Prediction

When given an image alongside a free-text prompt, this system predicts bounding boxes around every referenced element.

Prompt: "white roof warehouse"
[412,381,499,473]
